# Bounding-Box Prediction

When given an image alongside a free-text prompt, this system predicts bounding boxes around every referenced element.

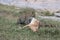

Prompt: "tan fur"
[23,18,40,32]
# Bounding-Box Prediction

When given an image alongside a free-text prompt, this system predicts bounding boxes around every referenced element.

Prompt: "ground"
[0,4,60,40]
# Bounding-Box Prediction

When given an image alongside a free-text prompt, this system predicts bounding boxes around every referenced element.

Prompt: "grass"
[0,4,60,40]
[36,10,54,16]
[0,16,60,40]
[39,19,60,27]
[0,4,35,17]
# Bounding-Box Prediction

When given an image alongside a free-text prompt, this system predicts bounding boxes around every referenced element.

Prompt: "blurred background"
[0,0,60,40]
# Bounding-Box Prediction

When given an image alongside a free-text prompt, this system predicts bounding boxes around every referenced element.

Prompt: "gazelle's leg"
[19,24,29,29]
[23,25,29,28]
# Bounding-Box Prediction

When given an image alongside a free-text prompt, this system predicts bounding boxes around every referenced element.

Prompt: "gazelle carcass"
[21,17,40,32]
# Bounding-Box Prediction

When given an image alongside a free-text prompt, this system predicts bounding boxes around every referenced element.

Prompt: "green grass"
[0,16,60,40]
[0,4,60,40]
[36,10,54,16]
[0,4,35,17]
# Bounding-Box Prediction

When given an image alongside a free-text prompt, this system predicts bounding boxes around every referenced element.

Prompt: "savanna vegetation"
[0,4,60,40]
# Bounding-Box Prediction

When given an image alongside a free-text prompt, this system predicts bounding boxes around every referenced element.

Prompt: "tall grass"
[36,10,54,16]
[0,4,60,40]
